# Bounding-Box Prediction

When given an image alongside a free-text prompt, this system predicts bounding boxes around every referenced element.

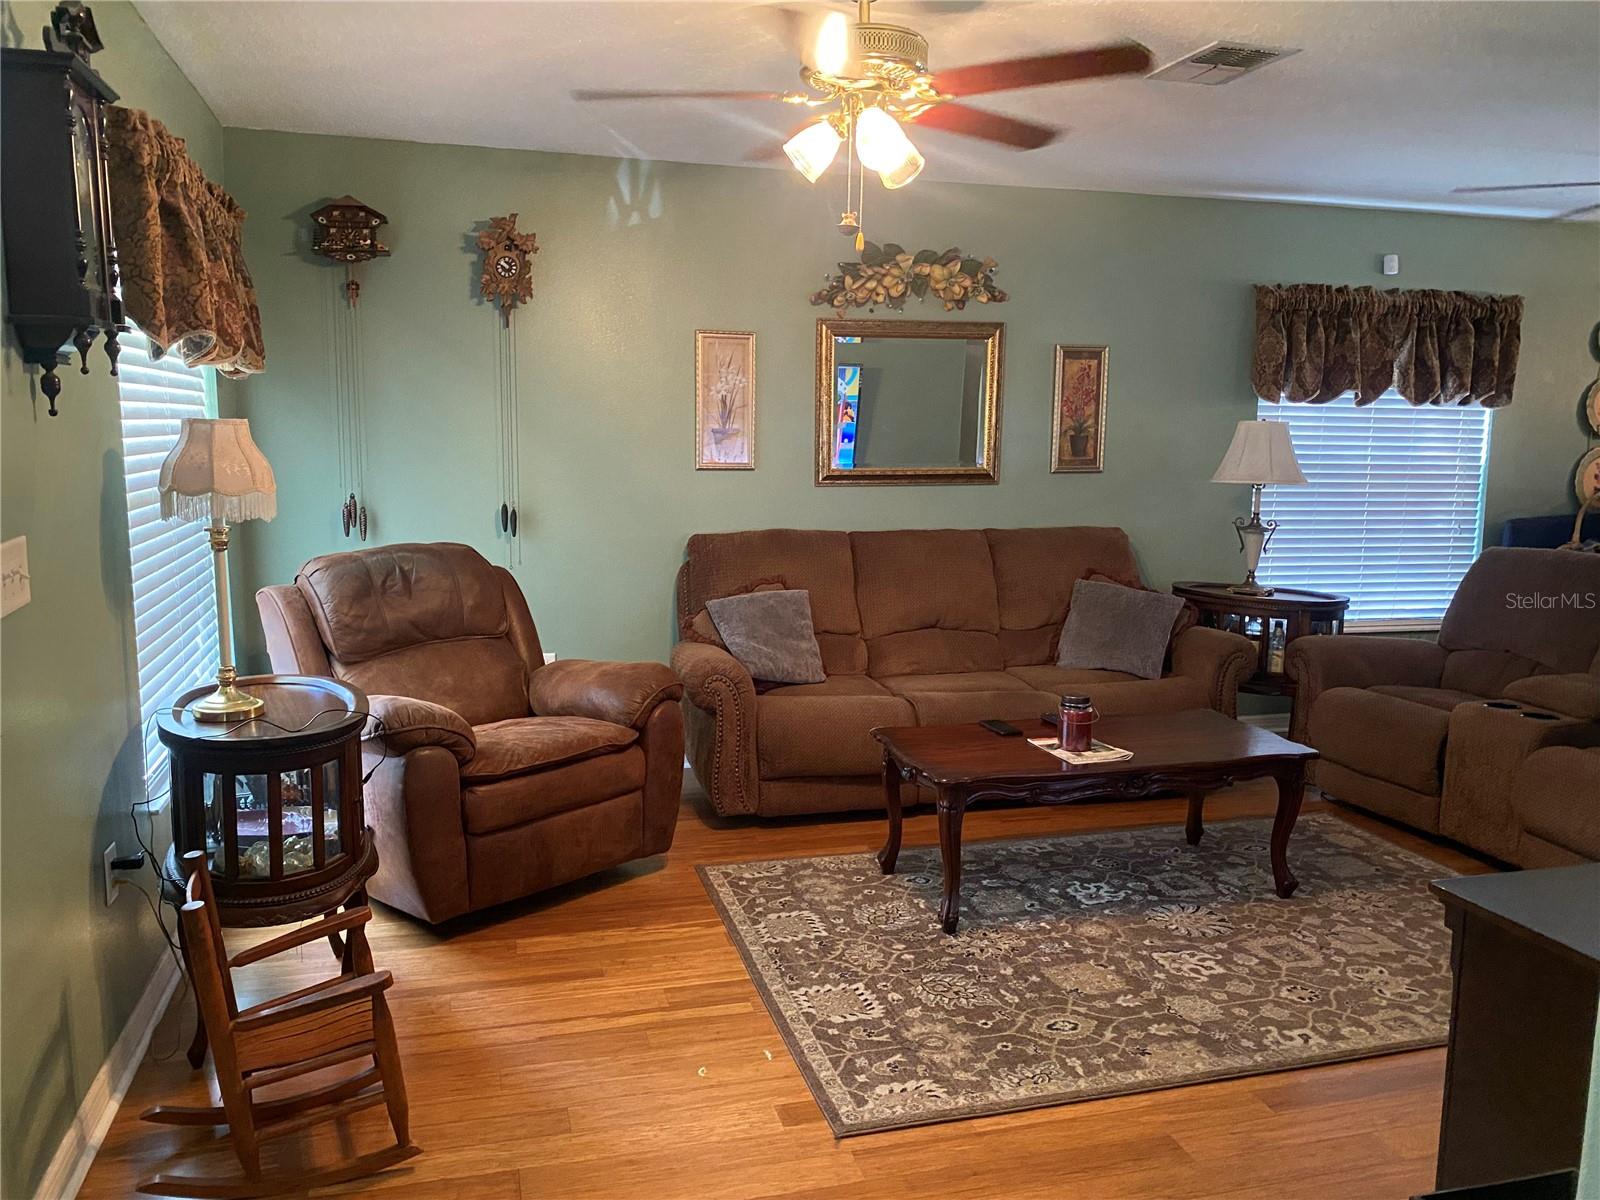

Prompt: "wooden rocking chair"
[138,851,420,1198]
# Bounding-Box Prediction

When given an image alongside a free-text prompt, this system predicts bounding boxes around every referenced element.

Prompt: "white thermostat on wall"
[1381,253,1401,276]
[1,536,30,617]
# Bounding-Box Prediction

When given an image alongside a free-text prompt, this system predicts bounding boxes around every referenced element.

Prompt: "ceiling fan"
[574,0,1152,242]
[1452,180,1600,221]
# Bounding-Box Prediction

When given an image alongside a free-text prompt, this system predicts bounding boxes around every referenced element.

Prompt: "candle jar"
[1059,694,1099,753]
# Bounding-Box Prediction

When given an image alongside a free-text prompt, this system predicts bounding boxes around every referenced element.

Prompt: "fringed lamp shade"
[158,418,277,525]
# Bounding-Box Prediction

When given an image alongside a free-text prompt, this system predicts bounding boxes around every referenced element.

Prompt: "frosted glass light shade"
[854,105,917,173]
[159,418,278,525]
[784,120,842,182]
[879,147,925,190]
[1211,419,1307,486]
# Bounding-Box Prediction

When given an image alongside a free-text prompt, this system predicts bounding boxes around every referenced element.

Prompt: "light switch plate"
[1,536,29,617]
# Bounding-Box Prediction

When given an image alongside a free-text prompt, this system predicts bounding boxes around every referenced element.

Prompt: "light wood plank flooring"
[78,782,1488,1199]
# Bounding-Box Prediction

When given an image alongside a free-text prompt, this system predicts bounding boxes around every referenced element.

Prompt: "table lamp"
[157,418,277,721]
[1210,418,1306,596]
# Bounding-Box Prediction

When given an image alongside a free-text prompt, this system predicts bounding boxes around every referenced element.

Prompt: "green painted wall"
[223,127,1597,668]
[0,4,220,1194]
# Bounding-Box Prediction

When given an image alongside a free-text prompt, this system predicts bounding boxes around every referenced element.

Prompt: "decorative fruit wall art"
[810,242,1006,313]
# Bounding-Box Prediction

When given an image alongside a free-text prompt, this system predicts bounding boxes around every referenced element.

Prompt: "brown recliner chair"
[1286,546,1600,863]
[256,542,683,923]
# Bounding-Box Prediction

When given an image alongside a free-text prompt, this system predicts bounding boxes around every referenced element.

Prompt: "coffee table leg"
[876,751,903,875]
[1271,764,1306,898]
[1185,789,1205,846]
[937,790,965,935]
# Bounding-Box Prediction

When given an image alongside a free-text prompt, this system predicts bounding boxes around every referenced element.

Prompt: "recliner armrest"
[1502,673,1600,722]
[365,695,476,766]
[1168,626,1257,715]
[529,659,682,730]
[1285,634,1447,742]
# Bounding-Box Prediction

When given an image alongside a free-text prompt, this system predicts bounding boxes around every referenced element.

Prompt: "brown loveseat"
[257,543,684,923]
[1286,547,1600,865]
[672,527,1256,817]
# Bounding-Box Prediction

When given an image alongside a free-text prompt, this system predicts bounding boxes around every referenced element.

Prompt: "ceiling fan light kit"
[574,0,1152,241]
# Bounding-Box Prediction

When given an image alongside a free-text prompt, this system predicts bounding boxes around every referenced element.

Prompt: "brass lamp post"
[1211,418,1307,596]
[157,418,277,721]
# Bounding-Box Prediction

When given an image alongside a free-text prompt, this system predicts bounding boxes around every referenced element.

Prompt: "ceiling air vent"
[1149,41,1300,85]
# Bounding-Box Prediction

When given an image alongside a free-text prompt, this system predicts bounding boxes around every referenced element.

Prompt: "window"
[1256,395,1491,628]
[119,329,218,800]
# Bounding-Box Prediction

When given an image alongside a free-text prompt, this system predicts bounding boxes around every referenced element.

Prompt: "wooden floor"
[79,782,1490,1200]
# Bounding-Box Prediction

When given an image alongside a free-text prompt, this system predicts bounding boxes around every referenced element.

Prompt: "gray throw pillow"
[706,589,827,685]
[1056,578,1186,681]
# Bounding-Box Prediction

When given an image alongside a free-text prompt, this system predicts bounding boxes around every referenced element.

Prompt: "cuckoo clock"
[310,195,389,306]
[1,2,125,415]
[476,213,538,314]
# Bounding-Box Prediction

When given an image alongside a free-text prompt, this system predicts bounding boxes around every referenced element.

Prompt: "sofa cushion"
[679,577,786,646]
[852,530,1003,675]
[1057,578,1186,680]
[1309,687,1450,795]
[463,746,646,834]
[1368,685,1486,712]
[1006,670,1209,715]
[985,527,1143,666]
[1440,649,1543,699]
[707,589,827,685]
[898,688,1058,726]
[1007,666,1143,689]
[335,637,530,729]
[464,716,637,783]
[756,676,914,777]
[1440,547,1600,673]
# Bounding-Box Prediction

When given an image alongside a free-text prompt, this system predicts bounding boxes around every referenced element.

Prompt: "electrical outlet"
[102,842,120,906]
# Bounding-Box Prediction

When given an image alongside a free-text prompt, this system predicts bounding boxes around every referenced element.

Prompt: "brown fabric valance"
[106,107,265,377]
[1252,284,1521,407]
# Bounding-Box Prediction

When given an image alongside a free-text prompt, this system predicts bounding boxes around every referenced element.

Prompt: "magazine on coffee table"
[1028,736,1134,765]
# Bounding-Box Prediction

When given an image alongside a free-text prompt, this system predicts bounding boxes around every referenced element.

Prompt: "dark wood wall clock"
[475,213,539,561]
[1,2,125,415]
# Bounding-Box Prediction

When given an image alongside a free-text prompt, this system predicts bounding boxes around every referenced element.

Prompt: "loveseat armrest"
[670,641,759,816]
[1168,626,1257,717]
[365,695,476,766]
[1502,673,1600,721]
[1284,634,1447,742]
[529,659,682,731]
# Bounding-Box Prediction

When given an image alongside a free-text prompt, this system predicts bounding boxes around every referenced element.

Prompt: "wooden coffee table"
[872,709,1318,934]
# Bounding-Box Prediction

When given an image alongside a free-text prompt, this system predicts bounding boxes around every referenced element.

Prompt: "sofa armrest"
[1168,626,1257,717]
[1284,634,1447,742]
[1502,673,1600,721]
[671,641,759,816]
[365,695,475,766]
[529,659,682,731]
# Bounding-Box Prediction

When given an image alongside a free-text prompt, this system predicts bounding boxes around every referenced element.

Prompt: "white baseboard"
[1238,711,1291,734]
[35,952,182,1200]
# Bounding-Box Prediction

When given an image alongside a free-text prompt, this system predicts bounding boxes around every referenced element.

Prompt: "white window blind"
[119,329,218,800]
[1256,395,1491,627]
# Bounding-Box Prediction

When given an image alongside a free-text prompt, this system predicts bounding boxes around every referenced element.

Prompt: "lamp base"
[188,674,265,723]
[1226,578,1277,597]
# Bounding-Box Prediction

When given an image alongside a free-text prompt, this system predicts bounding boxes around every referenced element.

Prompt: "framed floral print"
[1051,345,1107,473]
[695,330,756,470]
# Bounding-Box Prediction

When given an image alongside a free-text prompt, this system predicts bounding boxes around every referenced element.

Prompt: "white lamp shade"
[878,146,925,190]
[854,105,917,174]
[158,418,277,524]
[783,120,842,182]
[1211,419,1307,486]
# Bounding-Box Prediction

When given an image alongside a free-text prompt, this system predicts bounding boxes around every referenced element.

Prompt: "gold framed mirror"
[815,318,1003,485]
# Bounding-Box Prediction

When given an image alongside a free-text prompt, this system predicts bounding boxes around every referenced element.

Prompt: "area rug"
[699,815,1455,1135]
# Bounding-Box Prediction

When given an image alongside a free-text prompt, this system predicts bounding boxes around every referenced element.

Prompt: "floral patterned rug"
[699,815,1455,1136]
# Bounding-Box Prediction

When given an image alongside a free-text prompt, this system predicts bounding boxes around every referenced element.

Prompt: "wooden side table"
[157,673,377,1064]
[1172,582,1349,696]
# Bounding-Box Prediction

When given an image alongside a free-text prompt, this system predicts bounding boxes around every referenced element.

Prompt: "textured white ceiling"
[136,0,1600,219]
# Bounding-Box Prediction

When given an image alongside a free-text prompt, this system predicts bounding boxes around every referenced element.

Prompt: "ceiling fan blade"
[932,41,1153,98]
[910,102,1061,150]
[572,88,800,103]
[1453,181,1600,194]
[1553,203,1600,220]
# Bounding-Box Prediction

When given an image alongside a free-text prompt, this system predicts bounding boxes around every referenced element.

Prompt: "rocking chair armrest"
[227,907,373,969]
[234,971,393,1033]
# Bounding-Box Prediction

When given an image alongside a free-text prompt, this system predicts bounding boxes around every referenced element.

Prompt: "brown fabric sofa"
[257,542,684,923]
[1286,547,1600,864]
[672,527,1256,817]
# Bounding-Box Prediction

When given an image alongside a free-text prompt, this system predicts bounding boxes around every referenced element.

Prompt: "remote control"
[979,719,1022,737]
